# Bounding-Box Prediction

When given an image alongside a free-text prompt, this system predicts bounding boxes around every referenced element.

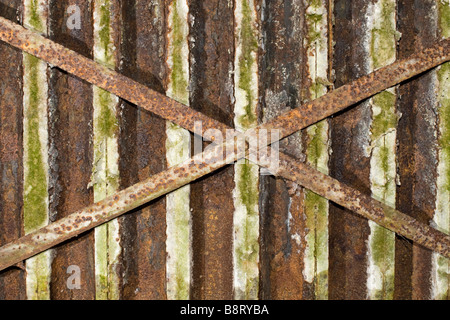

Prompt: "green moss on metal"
[166,0,191,300]
[434,2,450,296]
[170,2,189,105]
[27,0,44,33]
[233,0,260,300]
[237,0,258,129]
[369,222,395,299]
[234,158,259,299]
[368,0,397,300]
[98,1,111,60]
[371,91,397,140]
[370,0,396,69]
[237,159,259,215]
[24,54,48,234]
[97,88,119,138]
[438,63,450,193]
[439,0,450,38]
[304,191,329,299]
[93,0,121,301]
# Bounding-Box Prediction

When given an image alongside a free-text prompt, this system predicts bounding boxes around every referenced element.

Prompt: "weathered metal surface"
[259,0,306,300]
[47,0,95,300]
[118,0,168,300]
[0,0,25,300]
[396,0,438,300]
[0,3,450,300]
[1,26,449,272]
[189,0,235,300]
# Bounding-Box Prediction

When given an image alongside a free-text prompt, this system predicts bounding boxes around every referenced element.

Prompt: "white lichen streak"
[92,0,121,300]
[166,0,191,300]
[303,0,330,300]
[23,0,51,300]
[432,0,450,300]
[366,0,397,300]
[233,0,260,300]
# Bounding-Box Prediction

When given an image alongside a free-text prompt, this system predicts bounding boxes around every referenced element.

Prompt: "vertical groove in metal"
[233,0,261,300]
[0,0,25,300]
[432,0,450,300]
[22,0,51,300]
[48,0,95,300]
[259,0,305,300]
[166,0,191,300]
[395,0,438,300]
[366,0,398,300]
[92,0,121,300]
[118,0,168,300]
[303,0,330,300]
[189,0,235,300]
[329,0,371,299]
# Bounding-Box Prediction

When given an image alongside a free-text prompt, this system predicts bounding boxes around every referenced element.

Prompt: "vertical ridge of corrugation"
[329,0,371,299]
[189,0,235,300]
[92,0,121,300]
[258,0,306,300]
[233,0,260,300]
[0,0,26,300]
[303,0,330,300]
[366,0,398,300]
[166,0,192,300]
[48,0,95,300]
[118,0,168,300]
[22,0,51,300]
[432,0,450,300]
[395,0,438,300]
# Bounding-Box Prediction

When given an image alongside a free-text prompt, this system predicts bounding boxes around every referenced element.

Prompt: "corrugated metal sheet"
[0,0,448,300]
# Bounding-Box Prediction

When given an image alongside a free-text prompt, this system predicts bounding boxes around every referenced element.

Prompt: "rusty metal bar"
[0,17,450,269]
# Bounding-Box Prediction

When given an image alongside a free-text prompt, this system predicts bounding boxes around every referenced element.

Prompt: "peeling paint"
[433,0,450,300]
[233,0,260,300]
[92,0,121,300]
[303,0,329,300]
[366,0,397,300]
[166,0,191,300]
[23,0,51,300]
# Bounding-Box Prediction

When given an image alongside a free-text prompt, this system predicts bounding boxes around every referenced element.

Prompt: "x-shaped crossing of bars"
[0,16,449,272]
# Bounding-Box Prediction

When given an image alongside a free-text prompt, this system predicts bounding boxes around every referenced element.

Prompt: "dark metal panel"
[118,0,168,300]
[47,0,95,300]
[329,0,371,300]
[0,0,25,300]
[188,0,235,300]
[396,0,438,300]
[259,0,307,300]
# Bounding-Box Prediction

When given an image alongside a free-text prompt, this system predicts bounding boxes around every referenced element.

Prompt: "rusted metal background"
[0,0,449,300]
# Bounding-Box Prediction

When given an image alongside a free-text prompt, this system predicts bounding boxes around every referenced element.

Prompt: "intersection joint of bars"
[0,16,449,271]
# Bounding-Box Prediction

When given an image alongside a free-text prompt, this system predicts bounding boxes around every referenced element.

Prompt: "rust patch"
[47,0,95,300]
[395,0,438,300]
[189,0,235,300]
[0,0,25,300]
[329,0,371,299]
[118,0,168,300]
[259,0,306,300]
[0,12,449,278]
